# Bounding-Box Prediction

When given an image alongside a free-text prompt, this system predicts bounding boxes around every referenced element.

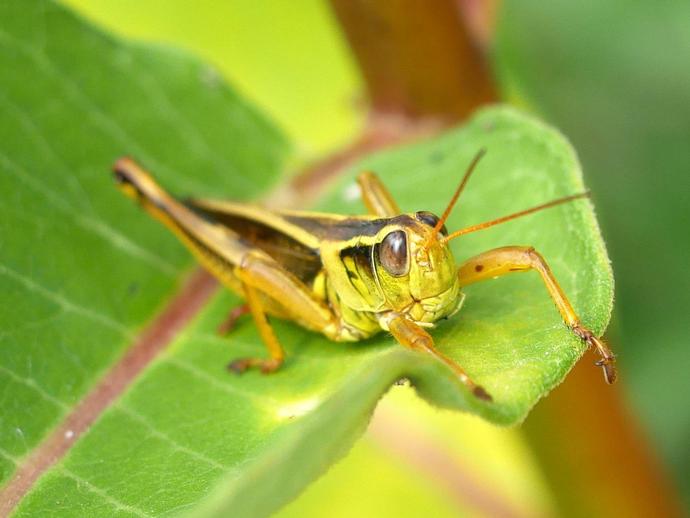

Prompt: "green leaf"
[1,1,613,517]
[0,0,286,496]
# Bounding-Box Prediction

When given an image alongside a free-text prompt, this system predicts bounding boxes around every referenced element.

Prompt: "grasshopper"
[113,150,616,401]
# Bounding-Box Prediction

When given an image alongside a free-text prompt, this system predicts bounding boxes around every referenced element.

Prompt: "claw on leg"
[572,324,617,384]
[224,281,285,375]
[228,357,283,374]
[472,385,493,401]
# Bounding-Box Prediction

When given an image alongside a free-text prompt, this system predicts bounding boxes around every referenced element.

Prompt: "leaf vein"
[0,28,206,194]
[61,468,151,517]
[0,262,131,335]
[116,404,232,472]
[0,100,178,275]
[163,357,281,409]
[0,364,69,411]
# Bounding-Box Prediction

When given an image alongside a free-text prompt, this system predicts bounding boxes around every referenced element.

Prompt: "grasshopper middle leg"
[357,171,401,217]
[228,284,283,373]
[457,246,617,383]
[226,250,339,373]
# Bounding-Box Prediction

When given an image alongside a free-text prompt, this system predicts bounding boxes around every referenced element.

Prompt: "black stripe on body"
[187,205,323,285]
[284,214,416,242]
[339,244,377,299]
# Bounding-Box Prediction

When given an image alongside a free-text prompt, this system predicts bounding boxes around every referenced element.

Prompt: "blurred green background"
[65,0,364,157]
[61,0,690,515]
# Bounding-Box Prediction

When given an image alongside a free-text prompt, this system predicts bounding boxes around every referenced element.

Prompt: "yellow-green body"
[186,200,464,342]
[113,156,617,400]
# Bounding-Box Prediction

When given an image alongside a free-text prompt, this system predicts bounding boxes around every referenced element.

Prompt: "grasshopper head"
[371,149,489,324]
[373,147,591,326]
[373,212,461,324]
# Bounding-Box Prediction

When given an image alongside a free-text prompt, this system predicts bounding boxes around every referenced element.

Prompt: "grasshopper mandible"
[113,150,616,401]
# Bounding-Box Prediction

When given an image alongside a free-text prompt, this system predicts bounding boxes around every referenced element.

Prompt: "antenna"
[442,191,590,243]
[424,148,486,248]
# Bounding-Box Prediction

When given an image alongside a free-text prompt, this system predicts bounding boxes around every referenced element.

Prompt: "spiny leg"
[386,314,492,401]
[217,304,250,335]
[225,250,339,373]
[357,171,401,217]
[457,246,616,383]
[236,251,337,336]
[227,283,284,374]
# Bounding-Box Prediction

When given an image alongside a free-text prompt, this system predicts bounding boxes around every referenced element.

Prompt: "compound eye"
[379,230,408,277]
[415,211,448,236]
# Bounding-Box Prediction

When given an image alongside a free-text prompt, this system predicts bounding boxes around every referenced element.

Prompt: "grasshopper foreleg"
[457,246,617,383]
[384,313,492,401]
